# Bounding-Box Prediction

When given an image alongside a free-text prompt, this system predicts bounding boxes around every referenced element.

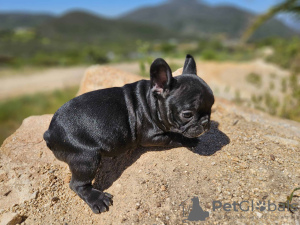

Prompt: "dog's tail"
[43,130,52,150]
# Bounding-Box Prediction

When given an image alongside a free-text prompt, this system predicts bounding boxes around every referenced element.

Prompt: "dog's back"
[43,86,139,160]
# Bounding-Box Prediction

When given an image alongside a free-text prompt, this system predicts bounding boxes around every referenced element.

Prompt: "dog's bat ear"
[182,54,197,75]
[150,58,173,95]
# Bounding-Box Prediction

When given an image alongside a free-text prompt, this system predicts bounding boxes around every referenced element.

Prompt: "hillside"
[0,12,54,30]
[0,66,299,224]
[121,0,298,40]
[35,11,177,42]
[1,1,298,42]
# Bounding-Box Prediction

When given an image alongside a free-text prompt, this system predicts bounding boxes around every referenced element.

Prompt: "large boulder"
[77,65,141,96]
[0,66,299,224]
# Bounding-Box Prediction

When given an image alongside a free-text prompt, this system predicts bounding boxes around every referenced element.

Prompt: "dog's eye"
[182,112,193,118]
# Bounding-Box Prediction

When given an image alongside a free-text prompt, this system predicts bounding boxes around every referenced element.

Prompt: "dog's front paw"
[87,190,113,214]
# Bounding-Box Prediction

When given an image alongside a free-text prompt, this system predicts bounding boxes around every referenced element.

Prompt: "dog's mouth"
[182,128,205,138]
[196,131,205,137]
[182,122,210,138]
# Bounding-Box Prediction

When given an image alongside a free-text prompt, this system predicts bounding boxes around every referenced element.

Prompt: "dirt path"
[0,63,141,100]
[0,59,290,102]
[0,66,86,100]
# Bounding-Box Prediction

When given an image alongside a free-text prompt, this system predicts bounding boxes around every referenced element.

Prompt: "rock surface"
[0,66,299,224]
[77,65,141,96]
[0,212,22,225]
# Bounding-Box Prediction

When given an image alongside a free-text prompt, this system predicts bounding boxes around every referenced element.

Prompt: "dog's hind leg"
[67,151,113,214]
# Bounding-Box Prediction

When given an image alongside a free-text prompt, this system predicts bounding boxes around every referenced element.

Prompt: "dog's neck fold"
[148,91,171,132]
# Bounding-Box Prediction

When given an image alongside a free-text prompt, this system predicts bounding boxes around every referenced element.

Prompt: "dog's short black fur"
[44,55,214,214]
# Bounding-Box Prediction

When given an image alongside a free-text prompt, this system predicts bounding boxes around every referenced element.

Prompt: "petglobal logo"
[212,200,298,212]
[179,196,299,223]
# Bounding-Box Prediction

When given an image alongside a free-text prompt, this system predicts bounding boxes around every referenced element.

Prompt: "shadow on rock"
[94,120,230,191]
[191,120,230,156]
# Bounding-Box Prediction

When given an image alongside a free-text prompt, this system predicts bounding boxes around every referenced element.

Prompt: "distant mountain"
[1,1,298,42]
[0,12,54,30]
[35,11,178,42]
[121,0,298,40]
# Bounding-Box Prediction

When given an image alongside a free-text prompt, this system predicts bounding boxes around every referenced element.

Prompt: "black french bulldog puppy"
[43,54,214,214]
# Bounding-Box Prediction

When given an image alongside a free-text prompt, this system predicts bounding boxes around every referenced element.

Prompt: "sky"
[1,0,298,30]
[0,0,286,16]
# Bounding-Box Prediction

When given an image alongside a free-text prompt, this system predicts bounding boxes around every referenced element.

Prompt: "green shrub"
[257,37,300,73]
[0,86,78,144]
[234,90,242,105]
[168,63,181,72]
[264,92,279,115]
[160,42,177,54]
[201,49,218,60]
[224,86,230,93]
[269,81,275,90]
[246,73,262,87]
[281,77,287,93]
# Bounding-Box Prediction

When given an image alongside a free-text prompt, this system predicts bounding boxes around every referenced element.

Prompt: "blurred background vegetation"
[0,0,299,144]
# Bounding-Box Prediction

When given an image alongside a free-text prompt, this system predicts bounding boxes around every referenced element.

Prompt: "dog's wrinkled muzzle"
[200,116,211,132]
